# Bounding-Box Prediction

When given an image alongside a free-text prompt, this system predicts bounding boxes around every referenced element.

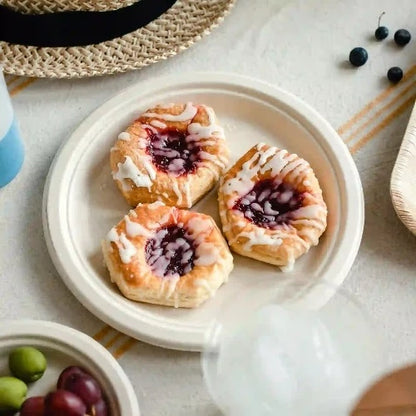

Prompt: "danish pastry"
[218,143,327,271]
[110,103,229,208]
[102,201,234,308]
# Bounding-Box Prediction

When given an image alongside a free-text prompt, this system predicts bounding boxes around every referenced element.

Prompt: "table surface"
[1,0,416,414]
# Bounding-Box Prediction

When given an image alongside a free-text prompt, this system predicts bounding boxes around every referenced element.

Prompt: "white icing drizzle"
[118,132,130,141]
[187,112,225,140]
[142,102,197,122]
[158,212,172,224]
[141,123,157,134]
[223,150,262,203]
[194,278,216,298]
[280,157,308,178]
[194,139,217,147]
[184,105,226,175]
[222,144,309,208]
[280,258,295,273]
[232,228,283,251]
[107,228,118,242]
[174,292,180,308]
[148,201,165,209]
[158,279,167,298]
[258,146,278,166]
[157,276,180,302]
[142,159,157,181]
[186,216,213,237]
[118,233,137,263]
[113,156,152,190]
[172,182,182,205]
[157,102,175,109]
[166,276,180,299]
[124,215,153,238]
[202,163,221,180]
[195,242,219,266]
[107,229,137,264]
[235,220,247,228]
[137,138,147,149]
[291,205,324,219]
[297,228,319,245]
[184,181,192,208]
[150,119,167,129]
[264,201,280,215]
[218,154,229,166]
[185,216,221,267]
[291,218,324,229]
[200,151,226,169]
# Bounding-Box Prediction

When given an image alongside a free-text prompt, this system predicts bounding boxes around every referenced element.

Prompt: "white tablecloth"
[2,0,416,414]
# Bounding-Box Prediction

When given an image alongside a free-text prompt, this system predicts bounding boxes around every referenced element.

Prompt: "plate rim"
[42,72,364,351]
[0,319,140,415]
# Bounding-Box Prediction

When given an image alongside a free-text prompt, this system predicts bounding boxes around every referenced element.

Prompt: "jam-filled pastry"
[102,201,234,308]
[218,143,327,271]
[110,102,229,208]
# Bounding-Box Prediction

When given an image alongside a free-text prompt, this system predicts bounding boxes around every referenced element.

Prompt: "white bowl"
[0,320,140,415]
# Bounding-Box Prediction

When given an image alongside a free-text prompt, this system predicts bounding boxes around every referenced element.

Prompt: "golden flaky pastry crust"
[102,202,233,308]
[218,143,327,270]
[110,102,229,208]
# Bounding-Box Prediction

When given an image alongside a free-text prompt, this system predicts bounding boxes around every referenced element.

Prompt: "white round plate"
[0,320,140,414]
[43,73,364,351]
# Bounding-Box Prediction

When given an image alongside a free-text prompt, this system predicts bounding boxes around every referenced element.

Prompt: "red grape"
[57,366,87,389]
[61,373,102,407]
[44,390,86,416]
[90,398,109,416]
[20,396,45,416]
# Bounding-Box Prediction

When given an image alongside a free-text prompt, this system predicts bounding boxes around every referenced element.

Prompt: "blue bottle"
[0,73,24,187]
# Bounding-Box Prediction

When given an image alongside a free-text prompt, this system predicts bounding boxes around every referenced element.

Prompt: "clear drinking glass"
[0,69,24,187]
[202,278,384,416]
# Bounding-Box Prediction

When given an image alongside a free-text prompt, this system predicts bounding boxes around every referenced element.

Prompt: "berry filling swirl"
[234,179,305,229]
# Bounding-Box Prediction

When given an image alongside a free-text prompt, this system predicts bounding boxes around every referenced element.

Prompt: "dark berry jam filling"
[233,179,304,229]
[146,128,201,176]
[145,225,195,278]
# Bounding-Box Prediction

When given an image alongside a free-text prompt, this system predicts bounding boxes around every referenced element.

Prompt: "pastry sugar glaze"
[112,103,227,207]
[220,143,327,271]
[104,203,232,307]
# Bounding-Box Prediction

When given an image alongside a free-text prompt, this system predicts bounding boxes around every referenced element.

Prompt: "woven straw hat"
[0,0,236,78]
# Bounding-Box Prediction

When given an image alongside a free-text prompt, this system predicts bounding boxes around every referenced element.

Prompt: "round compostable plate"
[43,72,364,351]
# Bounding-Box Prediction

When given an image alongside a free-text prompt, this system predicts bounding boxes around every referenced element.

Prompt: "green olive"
[0,376,27,412]
[9,346,47,383]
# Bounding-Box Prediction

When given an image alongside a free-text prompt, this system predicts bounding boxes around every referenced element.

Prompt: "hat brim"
[0,0,236,78]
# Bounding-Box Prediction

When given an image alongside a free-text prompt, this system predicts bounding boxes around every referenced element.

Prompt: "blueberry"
[375,26,389,40]
[375,12,388,40]
[394,29,411,46]
[387,67,403,83]
[349,47,368,67]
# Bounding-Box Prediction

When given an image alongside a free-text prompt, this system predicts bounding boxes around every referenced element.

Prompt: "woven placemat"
[0,0,236,78]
